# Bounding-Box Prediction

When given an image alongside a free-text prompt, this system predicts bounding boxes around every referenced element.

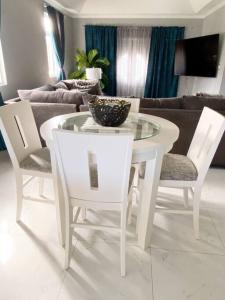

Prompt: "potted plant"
[69,48,110,90]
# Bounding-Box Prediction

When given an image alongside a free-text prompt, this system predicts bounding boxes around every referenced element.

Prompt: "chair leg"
[136,178,143,234]
[193,188,201,239]
[38,178,44,197]
[65,207,73,269]
[120,206,127,277]
[127,190,133,225]
[16,174,23,222]
[183,188,189,208]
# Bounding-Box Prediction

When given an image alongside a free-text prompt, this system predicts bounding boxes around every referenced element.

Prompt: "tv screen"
[174,34,219,77]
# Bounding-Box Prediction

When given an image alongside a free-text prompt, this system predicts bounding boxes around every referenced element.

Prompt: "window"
[43,10,60,79]
[0,40,7,86]
[117,27,151,97]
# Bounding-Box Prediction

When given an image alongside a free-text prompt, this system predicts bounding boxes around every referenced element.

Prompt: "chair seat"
[20,147,52,174]
[160,154,198,181]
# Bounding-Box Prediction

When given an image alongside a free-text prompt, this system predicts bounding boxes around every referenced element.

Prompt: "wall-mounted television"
[174,34,219,77]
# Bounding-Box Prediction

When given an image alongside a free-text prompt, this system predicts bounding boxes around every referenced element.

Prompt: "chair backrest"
[0,101,41,169]
[187,107,225,183]
[98,96,140,113]
[53,130,134,204]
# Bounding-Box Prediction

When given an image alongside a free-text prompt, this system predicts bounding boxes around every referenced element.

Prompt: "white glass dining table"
[40,112,179,249]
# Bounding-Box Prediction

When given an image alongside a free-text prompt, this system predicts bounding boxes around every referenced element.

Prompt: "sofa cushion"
[60,79,102,95]
[159,98,182,109]
[140,97,181,109]
[182,95,225,111]
[18,89,84,110]
[34,84,55,92]
[196,92,224,98]
[140,98,161,108]
[54,81,69,90]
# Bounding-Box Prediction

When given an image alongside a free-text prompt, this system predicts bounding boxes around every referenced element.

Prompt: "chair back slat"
[187,107,225,182]
[0,101,41,168]
[53,130,133,204]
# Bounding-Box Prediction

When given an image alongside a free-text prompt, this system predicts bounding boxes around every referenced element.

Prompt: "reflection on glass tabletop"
[58,113,160,141]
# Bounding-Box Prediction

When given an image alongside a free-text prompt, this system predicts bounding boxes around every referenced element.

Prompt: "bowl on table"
[89,98,131,127]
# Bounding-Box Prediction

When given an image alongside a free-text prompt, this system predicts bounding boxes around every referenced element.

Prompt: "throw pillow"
[62,79,102,95]
[18,89,84,111]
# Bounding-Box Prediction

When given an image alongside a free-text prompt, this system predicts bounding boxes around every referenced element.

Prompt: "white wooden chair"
[0,101,55,222]
[52,130,134,276]
[158,107,225,238]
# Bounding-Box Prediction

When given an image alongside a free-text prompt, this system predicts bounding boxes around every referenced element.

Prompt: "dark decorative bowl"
[89,98,131,127]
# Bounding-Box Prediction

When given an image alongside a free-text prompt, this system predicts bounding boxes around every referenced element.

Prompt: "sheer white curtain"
[117,27,151,97]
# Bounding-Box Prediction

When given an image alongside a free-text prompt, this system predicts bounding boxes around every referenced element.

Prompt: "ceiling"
[46,0,225,18]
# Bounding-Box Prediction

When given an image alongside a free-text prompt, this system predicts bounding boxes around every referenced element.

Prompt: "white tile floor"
[0,150,225,300]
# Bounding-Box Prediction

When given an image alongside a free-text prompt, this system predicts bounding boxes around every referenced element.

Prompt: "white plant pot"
[86,68,102,80]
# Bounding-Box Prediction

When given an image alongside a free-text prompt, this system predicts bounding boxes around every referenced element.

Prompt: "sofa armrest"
[80,104,89,112]
[140,108,202,155]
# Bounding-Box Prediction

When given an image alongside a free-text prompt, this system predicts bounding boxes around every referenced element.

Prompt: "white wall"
[79,0,194,15]
[72,18,203,95]
[192,5,225,95]
[0,0,74,100]
[64,16,75,77]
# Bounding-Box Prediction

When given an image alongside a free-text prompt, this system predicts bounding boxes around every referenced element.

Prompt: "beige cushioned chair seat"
[20,148,52,173]
[160,154,198,181]
[139,154,198,181]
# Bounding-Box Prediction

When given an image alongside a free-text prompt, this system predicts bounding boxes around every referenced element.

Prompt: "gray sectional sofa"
[5,82,225,167]
[139,95,225,167]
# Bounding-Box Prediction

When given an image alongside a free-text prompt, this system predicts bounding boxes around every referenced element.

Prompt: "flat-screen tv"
[174,34,219,77]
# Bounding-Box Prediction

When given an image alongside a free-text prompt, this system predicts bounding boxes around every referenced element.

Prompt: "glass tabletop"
[58,113,160,141]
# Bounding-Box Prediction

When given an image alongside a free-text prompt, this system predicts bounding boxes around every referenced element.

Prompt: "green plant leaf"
[75,48,89,68]
[87,49,99,65]
[81,73,87,80]
[69,69,85,79]
[95,58,110,68]
[100,73,109,90]
[100,80,105,90]
[102,73,109,83]
[70,48,110,89]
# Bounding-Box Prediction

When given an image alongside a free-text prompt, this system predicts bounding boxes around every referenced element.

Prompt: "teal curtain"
[85,25,117,96]
[46,5,66,80]
[144,27,185,98]
[0,93,6,151]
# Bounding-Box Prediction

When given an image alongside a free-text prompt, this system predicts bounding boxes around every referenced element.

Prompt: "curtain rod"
[82,24,183,28]
[83,24,152,28]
